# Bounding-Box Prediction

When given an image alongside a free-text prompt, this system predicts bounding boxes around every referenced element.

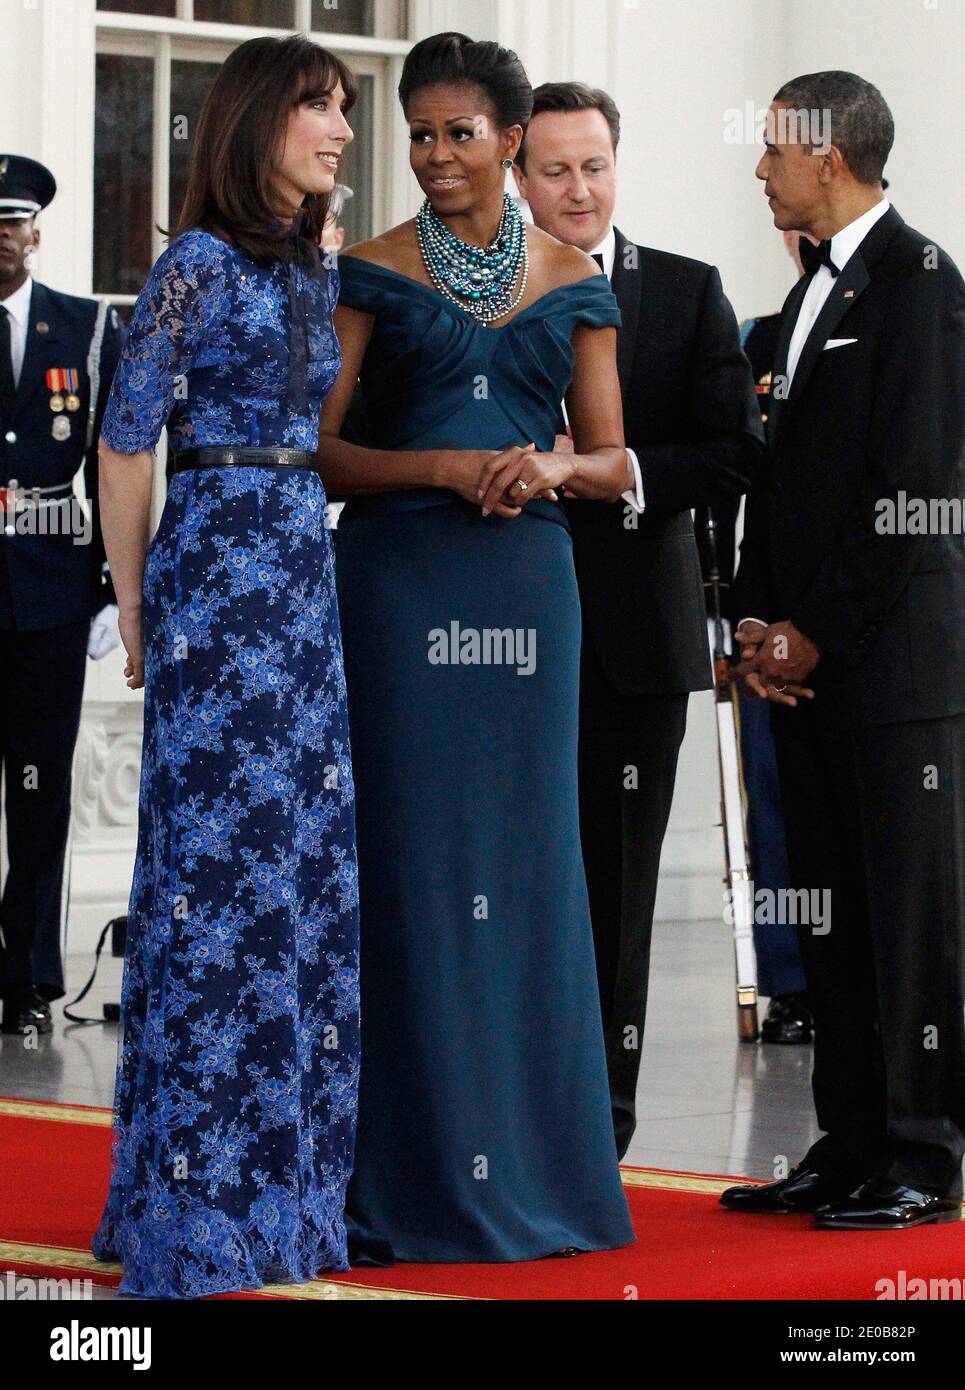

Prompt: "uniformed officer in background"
[0,155,123,1035]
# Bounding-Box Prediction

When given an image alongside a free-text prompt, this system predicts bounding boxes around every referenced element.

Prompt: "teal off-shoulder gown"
[333,257,635,1263]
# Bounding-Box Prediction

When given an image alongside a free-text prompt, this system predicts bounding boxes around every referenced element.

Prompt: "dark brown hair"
[168,34,357,265]
[517,82,620,171]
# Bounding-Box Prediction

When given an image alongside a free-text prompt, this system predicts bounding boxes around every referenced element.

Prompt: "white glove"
[88,603,121,660]
[707,615,733,659]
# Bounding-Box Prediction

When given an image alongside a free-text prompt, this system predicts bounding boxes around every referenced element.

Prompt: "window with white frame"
[93,0,409,313]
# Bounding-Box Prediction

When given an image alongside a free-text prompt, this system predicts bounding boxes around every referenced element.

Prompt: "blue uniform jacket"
[0,279,124,631]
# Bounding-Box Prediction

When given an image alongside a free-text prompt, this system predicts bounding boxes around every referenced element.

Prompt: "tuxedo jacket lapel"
[772,206,905,445]
[767,275,808,447]
[611,227,641,394]
[784,255,870,411]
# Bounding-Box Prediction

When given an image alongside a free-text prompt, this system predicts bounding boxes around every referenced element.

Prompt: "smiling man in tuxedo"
[722,71,965,1229]
[515,84,763,1159]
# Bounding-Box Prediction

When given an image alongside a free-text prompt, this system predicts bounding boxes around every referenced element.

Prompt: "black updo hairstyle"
[398,31,533,131]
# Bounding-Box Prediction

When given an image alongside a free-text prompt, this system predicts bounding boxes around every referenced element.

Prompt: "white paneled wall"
[786,0,964,264]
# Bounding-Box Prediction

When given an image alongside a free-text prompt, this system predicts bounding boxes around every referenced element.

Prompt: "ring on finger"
[512,478,529,493]
[771,682,788,693]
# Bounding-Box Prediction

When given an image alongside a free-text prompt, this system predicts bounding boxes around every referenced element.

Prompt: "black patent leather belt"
[171,447,316,473]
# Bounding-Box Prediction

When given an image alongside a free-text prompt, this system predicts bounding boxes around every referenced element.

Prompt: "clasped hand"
[447,440,627,518]
[732,619,820,708]
[466,443,574,518]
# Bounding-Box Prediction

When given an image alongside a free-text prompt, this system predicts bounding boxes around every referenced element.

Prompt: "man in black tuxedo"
[723,71,965,1229]
[515,85,763,1159]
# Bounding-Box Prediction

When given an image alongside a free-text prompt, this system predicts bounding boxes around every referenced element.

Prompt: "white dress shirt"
[738,199,891,634]
[588,224,617,280]
[584,225,645,513]
[784,199,890,389]
[1,274,33,388]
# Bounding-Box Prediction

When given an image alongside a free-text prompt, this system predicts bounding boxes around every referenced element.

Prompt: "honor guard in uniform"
[0,156,124,1034]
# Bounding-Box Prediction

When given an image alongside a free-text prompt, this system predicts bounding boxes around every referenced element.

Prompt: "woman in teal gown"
[317,32,635,1263]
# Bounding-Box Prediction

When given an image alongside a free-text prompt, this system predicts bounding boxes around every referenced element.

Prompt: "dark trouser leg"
[855,714,965,1197]
[0,622,88,1002]
[578,638,689,1159]
[770,702,886,1180]
[739,686,806,998]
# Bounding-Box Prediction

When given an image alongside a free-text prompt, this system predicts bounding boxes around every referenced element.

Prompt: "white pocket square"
[823,337,858,350]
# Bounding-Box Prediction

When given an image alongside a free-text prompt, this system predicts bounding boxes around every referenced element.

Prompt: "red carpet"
[2,1096,963,1300]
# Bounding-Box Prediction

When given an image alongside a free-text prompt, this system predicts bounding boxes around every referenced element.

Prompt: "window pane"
[336,72,374,245]
[96,0,176,14]
[94,53,155,297]
[193,0,295,24]
[170,60,222,233]
[312,0,407,36]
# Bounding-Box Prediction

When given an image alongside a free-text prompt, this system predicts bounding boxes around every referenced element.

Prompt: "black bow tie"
[799,237,840,278]
[591,253,606,276]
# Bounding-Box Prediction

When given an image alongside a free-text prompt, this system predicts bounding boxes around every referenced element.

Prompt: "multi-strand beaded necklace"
[416,193,529,326]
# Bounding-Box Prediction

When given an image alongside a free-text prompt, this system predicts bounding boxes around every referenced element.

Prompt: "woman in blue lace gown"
[317,33,635,1262]
[91,37,361,1299]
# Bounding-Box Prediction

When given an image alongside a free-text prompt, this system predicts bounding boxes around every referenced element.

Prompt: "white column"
[2,0,98,295]
[494,0,579,83]
[409,0,499,42]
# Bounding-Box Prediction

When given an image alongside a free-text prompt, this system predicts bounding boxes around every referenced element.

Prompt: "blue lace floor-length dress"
[90,227,360,1299]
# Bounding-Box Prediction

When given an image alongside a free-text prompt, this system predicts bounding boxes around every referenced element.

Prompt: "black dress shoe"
[720,1162,860,1214]
[814,1181,962,1230]
[761,991,813,1045]
[2,991,53,1036]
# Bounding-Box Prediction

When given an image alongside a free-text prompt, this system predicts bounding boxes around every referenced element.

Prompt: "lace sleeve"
[100,229,232,453]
